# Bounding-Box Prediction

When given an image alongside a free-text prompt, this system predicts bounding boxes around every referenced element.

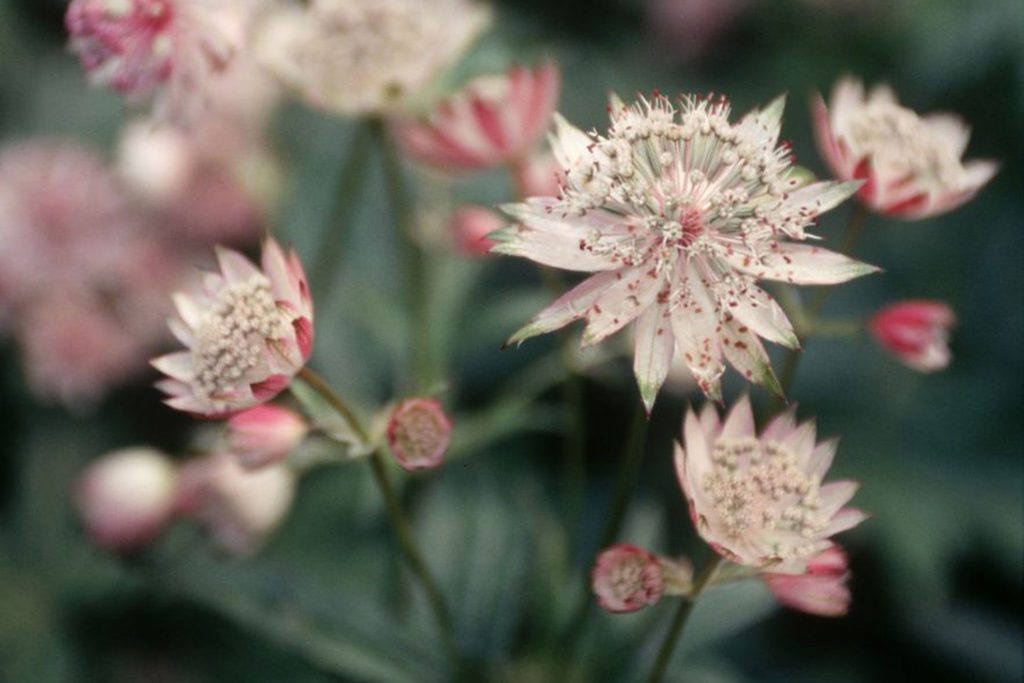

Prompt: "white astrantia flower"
[255,0,490,117]
[676,396,867,573]
[493,93,878,410]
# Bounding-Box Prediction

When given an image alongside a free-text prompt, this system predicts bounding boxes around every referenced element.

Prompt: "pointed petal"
[549,113,592,169]
[781,180,862,217]
[818,480,860,518]
[807,438,839,479]
[633,303,675,413]
[506,271,619,345]
[727,283,799,349]
[821,507,868,536]
[216,246,261,284]
[581,267,663,346]
[720,395,756,440]
[727,243,879,285]
[721,320,783,396]
[762,406,798,442]
[671,260,724,400]
[173,293,204,329]
[151,352,195,381]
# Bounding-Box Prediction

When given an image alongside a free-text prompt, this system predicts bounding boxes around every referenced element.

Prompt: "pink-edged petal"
[506,271,620,345]
[729,243,879,285]
[720,394,756,440]
[633,303,675,414]
[581,267,663,346]
[810,93,849,179]
[765,571,851,617]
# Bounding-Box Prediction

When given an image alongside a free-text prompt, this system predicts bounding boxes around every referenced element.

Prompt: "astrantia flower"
[256,0,490,117]
[152,238,313,416]
[870,300,955,373]
[494,93,877,409]
[675,396,867,573]
[763,545,851,617]
[228,404,308,469]
[392,61,560,173]
[386,398,453,471]
[66,0,235,124]
[592,544,665,613]
[812,77,998,219]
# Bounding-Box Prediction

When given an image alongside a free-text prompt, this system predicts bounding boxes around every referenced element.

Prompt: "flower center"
[191,275,290,404]
[609,557,652,599]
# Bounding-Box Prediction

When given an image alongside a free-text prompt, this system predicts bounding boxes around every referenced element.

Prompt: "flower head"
[66,0,235,124]
[675,396,867,573]
[812,77,997,219]
[591,544,665,613]
[386,398,453,471]
[763,546,851,617]
[256,0,489,117]
[75,447,179,552]
[495,93,877,410]
[228,404,308,469]
[152,238,313,417]
[870,300,955,373]
[175,451,295,556]
[393,61,560,172]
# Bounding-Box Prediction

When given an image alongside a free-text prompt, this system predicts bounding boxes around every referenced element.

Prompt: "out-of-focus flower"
[255,0,490,116]
[494,93,877,410]
[117,121,197,203]
[152,238,314,416]
[646,0,748,62]
[65,0,236,125]
[592,544,665,613]
[675,396,867,573]
[386,398,452,471]
[228,404,308,469]
[812,78,998,219]
[393,61,560,173]
[452,206,503,257]
[512,151,564,198]
[175,452,295,555]
[75,447,179,552]
[763,546,851,617]
[870,300,955,373]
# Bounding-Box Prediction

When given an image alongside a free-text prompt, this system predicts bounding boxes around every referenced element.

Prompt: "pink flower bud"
[227,404,307,469]
[452,206,503,257]
[870,300,956,373]
[763,546,851,617]
[75,447,179,552]
[591,544,664,613]
[386,398,452,472]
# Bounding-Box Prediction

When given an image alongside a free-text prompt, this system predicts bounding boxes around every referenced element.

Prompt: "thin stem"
[311,123,375,303]
[776,204,869,400]
[293,367,460,669]
[374,120,433,392]
[645,556,724,683]
[368,450,461,667]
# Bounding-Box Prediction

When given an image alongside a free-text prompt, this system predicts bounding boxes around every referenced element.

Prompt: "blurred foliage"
[1,0,1022,682]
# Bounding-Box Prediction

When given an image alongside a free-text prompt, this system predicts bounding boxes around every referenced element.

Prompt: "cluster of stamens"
[191,275,290,407]
[701,437,825,560]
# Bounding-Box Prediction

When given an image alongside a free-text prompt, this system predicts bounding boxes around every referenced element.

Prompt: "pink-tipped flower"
[495,93,878,411]
[675,396,867,573]
[870,300,955,373]
[393,61,560,173]
[228,404,308,469]
[764,546,851,617]
[152,238,314,417]
[452,206,503,257]
[592,544,665,613]
[386,398,452,471]
[812,77,998,219]
[75,447,179,552]
[175,452,295,556]
[66,0,235,124]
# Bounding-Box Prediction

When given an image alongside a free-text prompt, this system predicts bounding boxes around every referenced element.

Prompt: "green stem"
[311,123,374,303]
[776,204,869,400]
[645,556,724,683]
[374,120,433,392]
[294,367,460,669]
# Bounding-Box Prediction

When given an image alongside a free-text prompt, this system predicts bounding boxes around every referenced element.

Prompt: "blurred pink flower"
[870,300,955,373]
[646,0,748,62]
[393,61,560,173]
[153,238,314,417]
[228,404,308,469]
[386,398,452,471]
[495,93,877,410]
[592,544,665,613]
[812,77,998,219]
[175,452,295,555]
[66,0,236,125]
[764,546,852,617]
[675,396,867,573]
[511,151,564,198]
[75,447,179,552]
[452,206,503,257]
